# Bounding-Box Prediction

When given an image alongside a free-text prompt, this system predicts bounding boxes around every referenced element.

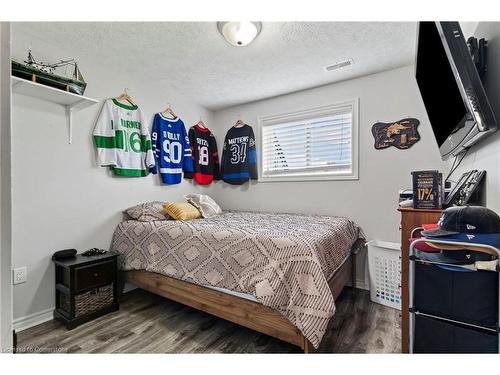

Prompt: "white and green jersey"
[93,99,155,177]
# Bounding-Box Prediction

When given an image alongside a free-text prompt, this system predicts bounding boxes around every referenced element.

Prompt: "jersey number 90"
[162,140,182,164]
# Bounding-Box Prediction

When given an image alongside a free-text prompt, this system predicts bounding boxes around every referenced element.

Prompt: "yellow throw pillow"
[162,202,202,221]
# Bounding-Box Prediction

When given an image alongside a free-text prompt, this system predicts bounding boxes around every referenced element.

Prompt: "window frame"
[257,98,359,182]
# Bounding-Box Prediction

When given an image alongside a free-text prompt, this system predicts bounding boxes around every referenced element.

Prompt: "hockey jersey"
[221,124,258,185]
[150,113,194,184]
[184,125,220,185]
[93,99,155,177]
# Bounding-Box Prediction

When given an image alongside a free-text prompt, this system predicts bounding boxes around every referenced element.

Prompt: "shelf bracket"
[65,99,86,144]
[66,105,73,144]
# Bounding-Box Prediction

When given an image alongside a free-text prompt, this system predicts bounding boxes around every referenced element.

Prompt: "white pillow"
[184,194,222,218]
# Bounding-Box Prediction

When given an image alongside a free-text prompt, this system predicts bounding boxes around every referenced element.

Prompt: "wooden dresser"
[398,207,442,353]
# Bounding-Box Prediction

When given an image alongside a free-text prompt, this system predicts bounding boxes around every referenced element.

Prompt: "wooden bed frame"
[124,252,356,353]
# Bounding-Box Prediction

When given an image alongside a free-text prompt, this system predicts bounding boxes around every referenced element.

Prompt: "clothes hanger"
[234,115,245,128]
[115,88,136,106]
[196,116,207,129]
[162,102,177,119]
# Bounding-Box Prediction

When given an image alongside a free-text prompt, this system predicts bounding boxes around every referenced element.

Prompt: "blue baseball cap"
[430,232,500,247]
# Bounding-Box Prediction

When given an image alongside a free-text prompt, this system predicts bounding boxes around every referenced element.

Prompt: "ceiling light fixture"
[217,22,262,47]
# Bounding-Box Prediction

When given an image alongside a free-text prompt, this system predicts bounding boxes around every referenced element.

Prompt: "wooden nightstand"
[53,252,119,329]
[398,207,442,353]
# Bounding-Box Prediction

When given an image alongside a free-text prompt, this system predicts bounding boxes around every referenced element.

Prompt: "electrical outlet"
[13,267,27,285]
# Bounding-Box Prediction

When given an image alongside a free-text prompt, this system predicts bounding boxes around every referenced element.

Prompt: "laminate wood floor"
[17,287,401,353]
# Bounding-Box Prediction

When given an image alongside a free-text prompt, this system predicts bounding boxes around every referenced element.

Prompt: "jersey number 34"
[230,143,247,164]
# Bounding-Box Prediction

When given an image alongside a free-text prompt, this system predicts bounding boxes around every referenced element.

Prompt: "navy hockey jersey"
[150,113,193,184]
[184,125,220,185]
[221,124,257,185]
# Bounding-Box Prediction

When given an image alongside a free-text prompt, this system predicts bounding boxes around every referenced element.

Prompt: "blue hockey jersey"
[150,113,194,184]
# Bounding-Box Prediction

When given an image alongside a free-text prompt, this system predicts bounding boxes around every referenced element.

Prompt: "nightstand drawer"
[74,261,114,291]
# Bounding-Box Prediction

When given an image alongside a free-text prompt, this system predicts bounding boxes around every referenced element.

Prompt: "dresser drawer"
[74,261,114,292]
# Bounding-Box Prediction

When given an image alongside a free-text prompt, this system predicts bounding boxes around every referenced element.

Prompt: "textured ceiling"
[12,22,416,111]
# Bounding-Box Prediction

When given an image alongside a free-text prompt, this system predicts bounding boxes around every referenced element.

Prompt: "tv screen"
[415,22,497,159]
[416,22,468,147]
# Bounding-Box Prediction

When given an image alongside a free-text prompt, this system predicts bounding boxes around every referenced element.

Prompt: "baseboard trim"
[13,308,53,332]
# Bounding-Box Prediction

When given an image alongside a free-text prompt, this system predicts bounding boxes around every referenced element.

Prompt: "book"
[412,170,443,209]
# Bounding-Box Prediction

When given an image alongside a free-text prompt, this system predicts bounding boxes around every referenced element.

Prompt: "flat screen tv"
[415,21,497,160]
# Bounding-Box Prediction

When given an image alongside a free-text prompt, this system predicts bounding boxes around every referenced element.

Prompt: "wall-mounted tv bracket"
[467,36,488,78]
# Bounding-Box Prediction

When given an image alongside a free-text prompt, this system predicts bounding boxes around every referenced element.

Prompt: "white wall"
[212,65,446,284]
[0,22,13,351]
[451,22,500,213]
[11,28,215,322]
[460,22,480,40]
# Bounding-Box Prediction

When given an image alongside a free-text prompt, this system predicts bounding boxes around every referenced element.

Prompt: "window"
[259,99,358,182]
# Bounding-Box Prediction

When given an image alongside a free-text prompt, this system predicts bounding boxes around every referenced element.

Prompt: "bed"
[111,210,363,352]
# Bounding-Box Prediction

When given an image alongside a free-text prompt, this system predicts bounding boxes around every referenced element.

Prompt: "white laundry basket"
[367,240,401,310]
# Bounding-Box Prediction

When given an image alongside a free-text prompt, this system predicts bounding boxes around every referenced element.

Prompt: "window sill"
[258,174,359,183]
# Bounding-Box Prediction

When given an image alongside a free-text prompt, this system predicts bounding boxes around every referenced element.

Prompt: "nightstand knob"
[94,272,98,277]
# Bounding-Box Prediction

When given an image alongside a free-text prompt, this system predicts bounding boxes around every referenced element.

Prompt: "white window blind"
[260,101,357,181]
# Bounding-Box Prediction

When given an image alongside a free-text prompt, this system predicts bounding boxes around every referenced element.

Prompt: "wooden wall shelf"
[11,76,99,144]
